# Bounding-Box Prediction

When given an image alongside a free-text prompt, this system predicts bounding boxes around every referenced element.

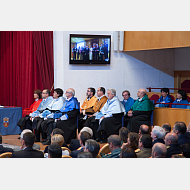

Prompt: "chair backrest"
[61,147,71,155]
[99,143,110,154]
[149,94,159,102]
[62,155,72,158]
[0,152,12,158]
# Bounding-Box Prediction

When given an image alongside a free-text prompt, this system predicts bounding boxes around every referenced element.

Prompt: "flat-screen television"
[69,34,111,65]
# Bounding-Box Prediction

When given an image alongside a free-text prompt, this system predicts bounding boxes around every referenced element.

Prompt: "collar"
[66,97,72,101]
[138,98,143,101]
[98,95,105,101]
[177,99,182,102]
[35,99,39,101]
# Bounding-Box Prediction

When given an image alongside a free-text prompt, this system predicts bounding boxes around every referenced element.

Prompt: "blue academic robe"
[156,95,173,107]
[172,99,189,109]
[121,97,135,113]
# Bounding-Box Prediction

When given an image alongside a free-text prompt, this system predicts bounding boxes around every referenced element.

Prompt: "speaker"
[113,31,118,51]
[119,31,124,51]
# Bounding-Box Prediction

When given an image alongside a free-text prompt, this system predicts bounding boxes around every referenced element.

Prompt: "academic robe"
[156,95,173,107]
[121,97,135,113]
[97,96,126,137]
[81,96,98,112]
[42,97,80,144]
[127,95,154,133]
[171,99,189,109]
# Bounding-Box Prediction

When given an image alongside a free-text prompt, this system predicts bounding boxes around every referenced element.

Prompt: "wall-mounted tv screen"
[69,34,111,65]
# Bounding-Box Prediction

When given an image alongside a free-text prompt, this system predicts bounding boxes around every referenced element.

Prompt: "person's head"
[0,133,2,144]
[122,90,130,100]
[80,127,93,138]
[177,90,187,100]
[119,127,130,143]
[97,87,105,97]
[162,123,171,134]
[151,126,165,140]
[161,88,169,98]
[181,143,190,158]
[139,124,149,137]
[127,132,139,150]
[164,132,178,146]
[53,88,63,99]
[137,89,146,99]
[77,152,93,158]
[48,143,62,158]
[120,147,137,158]
[52,128,64,138]
[79,131,92,147]
[51,134,64,147]
[107,88,116,100]
[65,88,75,99]
[34,89,42,99]
[84,139,100,157]
[139,134,152,149]
[107,135,121,152]
[86,87,95,98]
[22,132,35,148]
[20,129,33,149]
[173,122,187,135]
[152,143,167,158]
[42,89,51,99]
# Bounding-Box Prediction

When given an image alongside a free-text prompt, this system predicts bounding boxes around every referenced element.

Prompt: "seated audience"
[151,126,165,146]
[0,133,13,154]
[181,143,190,158]
[155,88,173,107]
[84,139,100,157]
[96,88,125,143]
[173,121,190,145]
[164,132,182,158]
[120,147,137,158]
[162,123,171,135]
[77,151,93,158]
[136,134,152,158]
[121,132,139,151]
[17,89,42,131]
[119,127,130,146]
[70,131,92,158]
[127,88,154,133]
[139,124,149,137]
[11,132,44,158]
[48,143,62,158]
[151,143,167,158]
[102,135,121,158]
[172,90,189,108]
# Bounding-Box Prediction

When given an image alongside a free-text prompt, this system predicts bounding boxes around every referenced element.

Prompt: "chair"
[99,143,110,155]
[61,147,71,155]
[62,155,72,158]
[0,152,12,158]
[149,94,159,102]
[96,153,101,158]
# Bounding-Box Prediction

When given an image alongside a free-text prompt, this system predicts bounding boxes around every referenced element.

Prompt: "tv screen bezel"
[69,34,111,65]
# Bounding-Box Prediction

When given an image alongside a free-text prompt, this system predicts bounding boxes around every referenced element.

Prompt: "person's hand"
[121,142,128,149]
[100,116,105,120]
[127,111,133,117]
[88,115,93,118]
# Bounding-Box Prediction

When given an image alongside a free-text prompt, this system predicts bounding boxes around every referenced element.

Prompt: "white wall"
[54,31,175,103]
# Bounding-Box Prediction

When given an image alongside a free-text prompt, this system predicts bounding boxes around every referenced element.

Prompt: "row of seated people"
[2,120,190,158]
[17,87,155,146]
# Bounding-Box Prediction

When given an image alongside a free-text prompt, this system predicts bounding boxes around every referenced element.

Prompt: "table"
[0,107,22,135]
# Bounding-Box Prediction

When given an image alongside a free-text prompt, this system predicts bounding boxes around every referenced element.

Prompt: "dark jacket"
[102,148,121,158]
[0,145,13,154]
[166,143,182,158]
[178,133,190,146]
[68,139,80,151]
[70,147,84,158]
[152,139,165,146]
[136,148,152,158]
[11,147,44,158]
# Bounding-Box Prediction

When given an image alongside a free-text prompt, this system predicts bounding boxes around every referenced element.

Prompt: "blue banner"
[0,107,22,135]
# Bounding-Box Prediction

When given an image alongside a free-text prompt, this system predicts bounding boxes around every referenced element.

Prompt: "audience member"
[136,134,152,158]
[173,121,190,145]
[151,126,165,146]
[0,133,13,154]
[77,151,93,158]
[119,127,130,145]
[70,131,92,158]
[181,143,190,158]
[48,143,62,158]
[96,88,125,143]
[152,143,167,158]
[162,123,171,135]
[164,132,182,158]
[84,139,100,157]
[120,147,137,158]
[172,90,189,109]
[102,135,121,158]
[139,124,149,137]
[11,132,44,158]
[127,88,154,133]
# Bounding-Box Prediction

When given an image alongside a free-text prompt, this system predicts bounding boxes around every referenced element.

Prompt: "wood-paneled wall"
[124,31,190,51]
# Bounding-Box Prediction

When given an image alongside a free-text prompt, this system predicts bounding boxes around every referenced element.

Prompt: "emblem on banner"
[3,117,9,127]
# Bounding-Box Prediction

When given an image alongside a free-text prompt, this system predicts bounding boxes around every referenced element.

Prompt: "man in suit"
[48,143,62,158]
[84,139,100,158]
[151,126,165,146]
[162,123,171,135]
[173,121,190,145]
[70,131,91,158]
[151,142,167,158]
[11,132,44,158]
[139,124,149,138]
[165,132,182,158]
[136,134,152,158]
[0,133,13,154]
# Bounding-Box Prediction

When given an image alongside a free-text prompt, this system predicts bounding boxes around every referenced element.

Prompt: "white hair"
[81,127,93,137]
[68,88,75,96]
[20,129,32,139]
[107,88,116,96]
[152,126,165,139]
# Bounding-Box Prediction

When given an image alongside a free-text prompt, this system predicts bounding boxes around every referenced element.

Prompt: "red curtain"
[0,31,54,111]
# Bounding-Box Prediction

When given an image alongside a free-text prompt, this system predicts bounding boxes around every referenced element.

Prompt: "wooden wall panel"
[124,31,190,51]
